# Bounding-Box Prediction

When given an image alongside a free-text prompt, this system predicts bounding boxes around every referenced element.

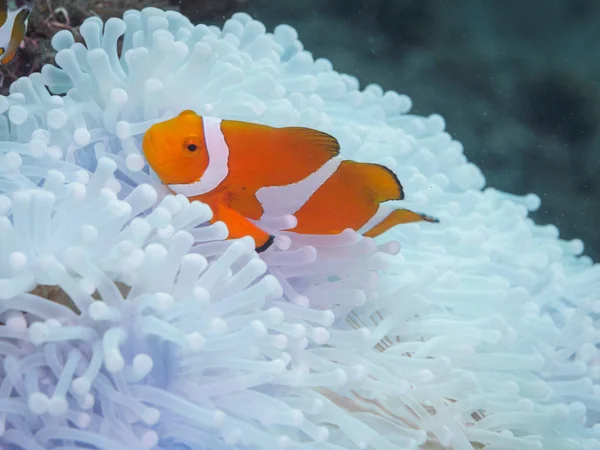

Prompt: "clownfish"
[142,110,437,252]
[0,0,32,65]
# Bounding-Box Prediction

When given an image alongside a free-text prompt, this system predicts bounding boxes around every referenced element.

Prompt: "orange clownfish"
[0,0,33,65]
[142,110,437,252]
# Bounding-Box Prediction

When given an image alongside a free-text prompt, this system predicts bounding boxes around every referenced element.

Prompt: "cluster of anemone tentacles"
[0,7,598,450]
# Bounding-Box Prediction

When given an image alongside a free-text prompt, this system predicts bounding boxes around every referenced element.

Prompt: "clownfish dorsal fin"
[282,127,340,158]
[341,160,405,202]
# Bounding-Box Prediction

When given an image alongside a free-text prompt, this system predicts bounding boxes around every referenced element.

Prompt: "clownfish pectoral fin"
[210,203,275,253]
[363,209,439,238]
[256,235,276,253]
[0,7,29,65]
[283,127,341,158]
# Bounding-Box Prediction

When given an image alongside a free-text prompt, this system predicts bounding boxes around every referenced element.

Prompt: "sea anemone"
[0,7,598,450]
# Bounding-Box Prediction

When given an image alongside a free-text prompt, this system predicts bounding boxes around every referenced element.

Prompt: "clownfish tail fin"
[340,160,404,202]
[363,209,439,238]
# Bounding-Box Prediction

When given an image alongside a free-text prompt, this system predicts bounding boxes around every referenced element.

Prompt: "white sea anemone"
[0,7,598,450]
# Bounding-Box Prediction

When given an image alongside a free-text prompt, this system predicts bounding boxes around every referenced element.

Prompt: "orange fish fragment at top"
[0,0,33,65]
[142,110,438,252]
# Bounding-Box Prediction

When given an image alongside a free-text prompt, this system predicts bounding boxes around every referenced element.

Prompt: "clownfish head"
[142,110,210,186]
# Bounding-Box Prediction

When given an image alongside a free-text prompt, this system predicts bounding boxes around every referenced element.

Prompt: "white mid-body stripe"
[168,117,229,197]
[256,157,342,218]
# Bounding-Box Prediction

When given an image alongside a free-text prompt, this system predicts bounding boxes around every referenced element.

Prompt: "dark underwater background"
[6,0,599,261]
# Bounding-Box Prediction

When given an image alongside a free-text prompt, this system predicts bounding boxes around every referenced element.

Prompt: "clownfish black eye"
[183,137,200,153]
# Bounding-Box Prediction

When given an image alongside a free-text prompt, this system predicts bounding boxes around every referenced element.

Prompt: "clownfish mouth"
[142,132,169,167]
[141,132,158,165]
[142,132,172,174]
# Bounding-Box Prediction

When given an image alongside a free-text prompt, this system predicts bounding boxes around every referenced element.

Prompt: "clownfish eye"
[183,137,200,153]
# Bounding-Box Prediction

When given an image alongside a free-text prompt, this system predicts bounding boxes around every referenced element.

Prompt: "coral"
[0,6,598,450]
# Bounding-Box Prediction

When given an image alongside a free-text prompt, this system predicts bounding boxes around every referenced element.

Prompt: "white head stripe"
[255,157,342,218]
[168,116,229,197]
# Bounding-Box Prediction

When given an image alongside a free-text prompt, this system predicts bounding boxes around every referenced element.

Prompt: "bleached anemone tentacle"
[0,181,419,449]
[0,6,598,450]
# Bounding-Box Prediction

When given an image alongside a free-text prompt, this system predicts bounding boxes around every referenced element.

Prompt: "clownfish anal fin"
[363,209,438,238]
[283,127,340,158]
[342,160,405,202]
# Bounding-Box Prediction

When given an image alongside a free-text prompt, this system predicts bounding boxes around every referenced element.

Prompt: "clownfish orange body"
[142,110,437,252]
